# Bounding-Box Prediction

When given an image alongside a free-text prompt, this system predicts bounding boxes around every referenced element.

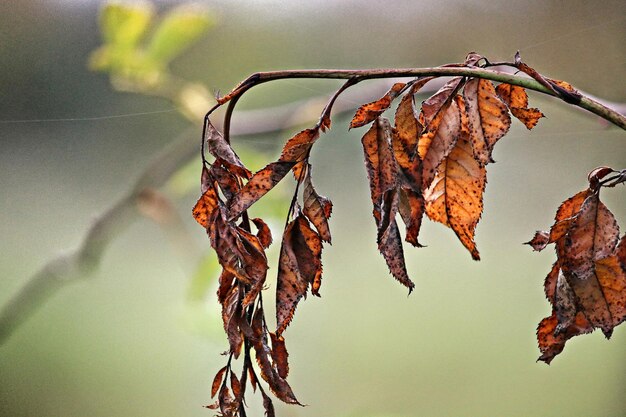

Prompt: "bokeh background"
[1,1,625,416]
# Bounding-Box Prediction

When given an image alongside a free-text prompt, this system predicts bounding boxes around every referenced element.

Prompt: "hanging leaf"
[192,185,218,228]
[302,165,333,243]
[280,128,320,162]
[350,83,406,128]
[270,332,290,379]
[205,120,252,179]
[211,366,228,398]
[463,78,511,166]
[418,98,461,190]
[228,161,295,220]
[276,213,323,336]
[424,96,486,260]
[495,83,544,129]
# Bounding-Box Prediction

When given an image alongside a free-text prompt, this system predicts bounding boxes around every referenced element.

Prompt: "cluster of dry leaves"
[527,167,626,363]
[192,52,625,416]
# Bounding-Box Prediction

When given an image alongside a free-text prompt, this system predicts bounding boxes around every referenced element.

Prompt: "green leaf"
[147,4,216,65]
[99,1,154,48]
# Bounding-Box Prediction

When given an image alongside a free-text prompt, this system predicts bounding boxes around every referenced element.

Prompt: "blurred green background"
[1,1,625,416]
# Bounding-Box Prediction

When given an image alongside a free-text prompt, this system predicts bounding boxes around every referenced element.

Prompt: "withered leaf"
[251,308,302,405]
[276,213,323,336]
[210,160,241,201]
[495,83,543,130]
[418,97,461,190]
[218,384,237,417]
[537,312,592,364]
[420,77,464,129]
[526,189,592,252]
[377,197,415,292]
[424,98,486,260]
[463,78,511,166]
[361,117,398,218]
[252,217,273,248]
[350,82,406,129]
[204,120,251,179]
[230,372,242,400]
[192,185,218,228]
[302,166,333,243]
[229,161,295,220]
[211,366,228,398]
[262,391,276,417]
[560,194,621,336]
[270,332,289,379]
[222,286,243,358]
[279,128,320,162]
[398,187,425,247]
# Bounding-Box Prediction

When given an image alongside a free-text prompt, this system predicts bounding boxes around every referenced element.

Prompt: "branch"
[214,66,626,131]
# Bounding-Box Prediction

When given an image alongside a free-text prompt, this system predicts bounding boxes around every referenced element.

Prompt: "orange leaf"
[279,127,320,162]
[495,83,544,130]
[463,78,511,166]
[424,98,486,260]
[537,312,592,364]
[350,82,406,129]
[251,217,273,248]
[192,186,218,228]
[418,97,461,190]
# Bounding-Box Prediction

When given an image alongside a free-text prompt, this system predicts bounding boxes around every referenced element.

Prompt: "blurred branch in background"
[1,0,625,345]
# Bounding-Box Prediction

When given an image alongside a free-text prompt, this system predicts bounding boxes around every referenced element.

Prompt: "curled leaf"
[350,83,406,128]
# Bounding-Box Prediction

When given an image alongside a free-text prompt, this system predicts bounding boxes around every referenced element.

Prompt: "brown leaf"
[418,97,461,191]
[218,384,236,417]
[424,100,486,260]
[276,213,324,335]
[420,77,464,129]
[251,308,302,405]
[377,201,415,293]
[262,391,276,417]
[398,187,425,247]
[537,312,592,364]
[463,78,511,166]
[252,217,273,248]
[495,83,543,130]
[302,166,333,243]
[350,82,406,129]
[279,128,320,162]
[230,372,242,400]
[210,161,241,201]
[525,189,592,252]
[211,366,228,398]
[229,161,295,220]
[270,332,289,379]
[192,186,218,228]
[204,120,252,179]
[222,286,243,358]
[248,366,258,393]
[361,117,399,218]
[544,261,560,304]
